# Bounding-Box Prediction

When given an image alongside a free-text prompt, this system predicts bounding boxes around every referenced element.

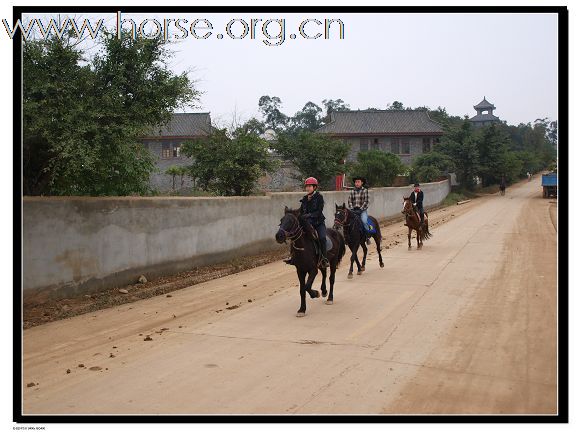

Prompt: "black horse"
[333,203,384,279]
[275,207,346,317]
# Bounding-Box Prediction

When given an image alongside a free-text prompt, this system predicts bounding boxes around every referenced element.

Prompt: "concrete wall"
[23,180,450,301]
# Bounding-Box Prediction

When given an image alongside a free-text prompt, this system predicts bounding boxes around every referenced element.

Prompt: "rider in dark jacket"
[284,177,330,268]
[409,183,424,223]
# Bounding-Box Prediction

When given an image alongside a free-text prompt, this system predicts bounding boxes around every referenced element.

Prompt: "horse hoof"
[357,271,362,275]
[408,246,412,250]
[361,267,366,272]
[325,300,333,305]
[296,312,306,317]
[310,290,320,299]
[380,263,385,268]
[321,291,328,298]
[347,274,353,279]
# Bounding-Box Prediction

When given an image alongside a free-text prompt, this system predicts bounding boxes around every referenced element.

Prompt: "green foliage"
[181,129,278,196]
[435,121,480,189]
[349,150,404,187]
[322,98,350,123]
[410,150,452,183]
[258,95,288,131]
[165,165,188,191]
[23,30,198,196]
[474,124,520,186]
[273,131,350,187]
[414,166,441,183]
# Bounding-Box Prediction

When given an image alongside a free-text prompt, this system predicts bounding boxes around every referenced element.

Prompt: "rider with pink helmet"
[285,177,330,268]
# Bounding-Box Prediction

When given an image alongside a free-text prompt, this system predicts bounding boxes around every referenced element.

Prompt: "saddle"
[350,209,376,234]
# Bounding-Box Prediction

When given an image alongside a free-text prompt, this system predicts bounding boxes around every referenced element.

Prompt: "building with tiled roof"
[316,109,444,164]
[140,113,212,192]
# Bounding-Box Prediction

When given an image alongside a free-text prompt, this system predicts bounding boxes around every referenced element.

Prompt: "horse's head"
[333,203,349,230]
[275,206,301,244]
[402,196,413,215]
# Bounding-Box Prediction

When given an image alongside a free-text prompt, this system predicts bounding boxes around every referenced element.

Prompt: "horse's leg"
[320,266,328,298]
[375,233,384,268]
[416,229,421,249]
[361,242,368,271]
[348,244,355,279]
[326,263,336,305]
[353,244,363,275]
[408,227,412,249]
[296,269,307,317]
[305,269,320,299]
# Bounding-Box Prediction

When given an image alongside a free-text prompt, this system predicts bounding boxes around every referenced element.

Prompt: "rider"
[284,177,330,268]
[409,183,424,224]
[348,176,371,244]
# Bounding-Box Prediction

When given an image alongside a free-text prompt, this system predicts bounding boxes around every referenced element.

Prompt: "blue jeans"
[314,222,327,241]
[360,210,370,232]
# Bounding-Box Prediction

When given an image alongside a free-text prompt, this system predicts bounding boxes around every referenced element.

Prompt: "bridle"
[279,213,305,251]
[402,199,414,218]
[334,208,351,228]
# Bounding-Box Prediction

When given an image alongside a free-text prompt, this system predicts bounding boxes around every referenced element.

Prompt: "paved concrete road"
[22,178,557,415]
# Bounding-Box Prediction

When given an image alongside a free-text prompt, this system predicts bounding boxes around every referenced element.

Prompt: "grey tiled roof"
[144,113,212,137]
[316,110,444,135]
[474,97,495,110]
[470,113,500,122]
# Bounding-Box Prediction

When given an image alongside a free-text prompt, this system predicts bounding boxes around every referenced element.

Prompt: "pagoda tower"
[469,96,500,128]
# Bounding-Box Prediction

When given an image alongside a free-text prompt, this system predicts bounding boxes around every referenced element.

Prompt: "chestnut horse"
[402,197,432,249]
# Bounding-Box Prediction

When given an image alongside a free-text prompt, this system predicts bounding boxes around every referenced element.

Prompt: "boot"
[319,239,330,268]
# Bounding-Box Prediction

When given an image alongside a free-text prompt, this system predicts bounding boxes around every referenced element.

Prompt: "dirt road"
[22,178,557,415]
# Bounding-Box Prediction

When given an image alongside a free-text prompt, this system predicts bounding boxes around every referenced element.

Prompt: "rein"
[280,213,305,251]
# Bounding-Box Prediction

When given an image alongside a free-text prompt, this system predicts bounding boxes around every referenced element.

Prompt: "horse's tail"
[421,213,432,240]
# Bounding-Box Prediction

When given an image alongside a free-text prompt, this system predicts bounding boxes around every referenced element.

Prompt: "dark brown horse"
[402,197,432,249]
[275,207,346,317]
[333,203,384,278]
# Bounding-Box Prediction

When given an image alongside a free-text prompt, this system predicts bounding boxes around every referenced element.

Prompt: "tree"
[475,125,522,186]
[410,151,455,183]
[233,117,266,136]
[349,150,404,187]
[182,129,278,196]
[23,29,198,195]
[321,98,350,123]
[288,101,324,134]
[386,101,405,110]
[273,131,350,187]
[435,120,480,189]
[258,95,288,131]
[165,165,188,191]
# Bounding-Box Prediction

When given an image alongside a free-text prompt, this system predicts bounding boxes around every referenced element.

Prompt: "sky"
[24,11,559,127]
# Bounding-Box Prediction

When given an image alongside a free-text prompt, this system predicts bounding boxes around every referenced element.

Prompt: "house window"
[161,142,171,159]
[372,138,380,150]
[360,138,369,151]
[390,138,400,154]
[173,144,181,158]
[401,138,410,155]
[422,137,431,153]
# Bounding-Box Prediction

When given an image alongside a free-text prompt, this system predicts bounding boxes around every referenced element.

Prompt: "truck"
[541,172,558,198]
